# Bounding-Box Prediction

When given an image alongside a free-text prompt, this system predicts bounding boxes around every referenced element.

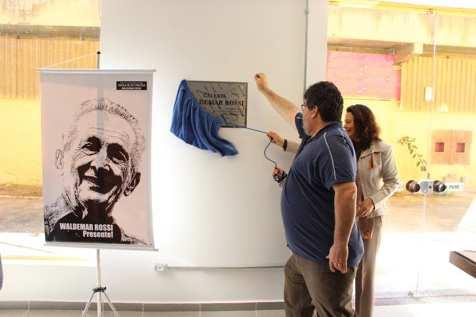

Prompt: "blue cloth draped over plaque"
[171,80,238,156]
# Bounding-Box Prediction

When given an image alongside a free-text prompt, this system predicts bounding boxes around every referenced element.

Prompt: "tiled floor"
[1,302,476,317]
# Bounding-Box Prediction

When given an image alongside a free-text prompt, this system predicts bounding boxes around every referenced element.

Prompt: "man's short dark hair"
[304,81,343,122]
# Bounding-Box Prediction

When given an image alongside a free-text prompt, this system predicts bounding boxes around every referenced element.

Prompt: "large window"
[0,0,100,263]
[328,1,476,297]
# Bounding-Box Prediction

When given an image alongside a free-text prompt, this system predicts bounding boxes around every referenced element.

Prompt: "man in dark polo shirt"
[255,73,363,317]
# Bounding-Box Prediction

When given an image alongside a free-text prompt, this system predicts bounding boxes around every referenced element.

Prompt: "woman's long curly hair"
[346,104,381,151]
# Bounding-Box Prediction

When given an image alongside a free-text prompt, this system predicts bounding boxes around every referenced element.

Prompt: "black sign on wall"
[116,81,148,90]
[188,81,247,128]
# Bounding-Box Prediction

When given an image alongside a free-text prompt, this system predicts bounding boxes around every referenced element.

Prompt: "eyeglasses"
[301,104,316,112]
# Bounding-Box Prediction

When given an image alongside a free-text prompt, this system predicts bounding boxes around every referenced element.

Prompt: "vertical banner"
[40,69,155,250]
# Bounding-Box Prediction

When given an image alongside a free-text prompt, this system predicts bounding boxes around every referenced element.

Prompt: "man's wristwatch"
[283,139,288,152]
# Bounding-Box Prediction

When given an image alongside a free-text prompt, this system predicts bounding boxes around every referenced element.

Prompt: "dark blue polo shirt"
[281,113,363,268]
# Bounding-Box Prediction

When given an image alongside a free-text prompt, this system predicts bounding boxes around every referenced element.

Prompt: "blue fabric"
[170,80,238,156]
[281,116,364,268]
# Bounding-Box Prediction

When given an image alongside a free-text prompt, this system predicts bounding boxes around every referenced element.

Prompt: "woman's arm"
[369,145,400,210]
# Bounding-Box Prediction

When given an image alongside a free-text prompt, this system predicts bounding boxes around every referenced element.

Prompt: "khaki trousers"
[284,253,356,317]
[355,216,383,317]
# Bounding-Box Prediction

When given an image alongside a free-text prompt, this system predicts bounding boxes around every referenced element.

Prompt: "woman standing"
[267,104,399,317]
[344,104,399,317]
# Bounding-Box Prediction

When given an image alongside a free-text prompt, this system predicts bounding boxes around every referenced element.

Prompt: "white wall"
[307,0,328,86]
[100,0,312,268]
[0,0,327,303]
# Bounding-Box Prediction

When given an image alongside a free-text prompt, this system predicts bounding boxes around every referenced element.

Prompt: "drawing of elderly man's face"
[56,110,141,217]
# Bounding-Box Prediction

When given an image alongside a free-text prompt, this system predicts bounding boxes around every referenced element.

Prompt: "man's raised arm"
[254,73,300,126]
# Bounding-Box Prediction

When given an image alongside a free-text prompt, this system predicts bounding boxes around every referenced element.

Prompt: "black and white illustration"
[40,70,154,248]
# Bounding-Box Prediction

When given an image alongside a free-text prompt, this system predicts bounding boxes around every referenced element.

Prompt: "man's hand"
[272,167,286,183]
[358,198,374,218]
[326,242,349,273]
[254,73,269,93]
[267,131,285,147]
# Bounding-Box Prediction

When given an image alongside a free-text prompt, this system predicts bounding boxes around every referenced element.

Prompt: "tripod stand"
[81,249,119,317]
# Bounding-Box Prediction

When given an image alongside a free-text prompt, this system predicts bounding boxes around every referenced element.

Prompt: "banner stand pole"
[96,51,101,69]
[81,50,119,317]
[81,249,119,317]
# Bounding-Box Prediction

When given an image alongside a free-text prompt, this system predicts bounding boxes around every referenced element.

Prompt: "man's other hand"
[273,167,286,183]
[326,242,349,274]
